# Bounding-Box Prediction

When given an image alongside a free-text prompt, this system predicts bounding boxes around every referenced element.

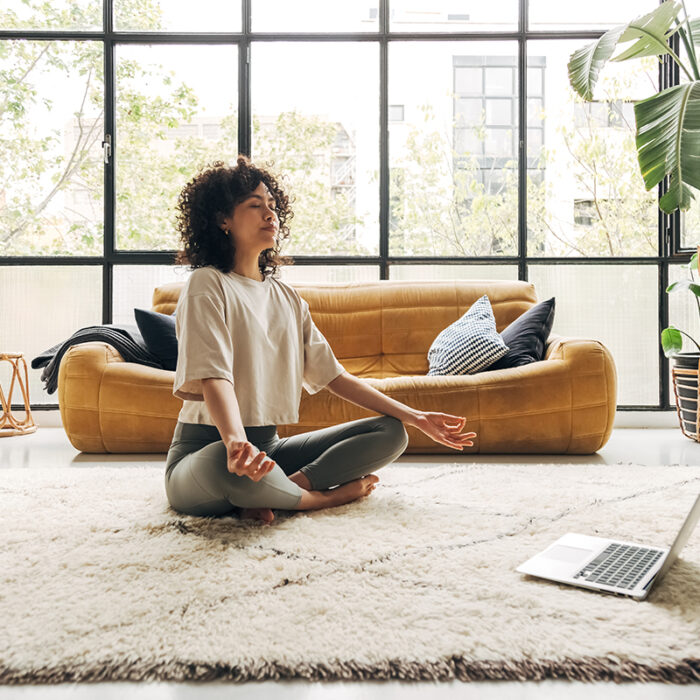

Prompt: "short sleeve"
[172,291,234,401]
[300,296,345,395]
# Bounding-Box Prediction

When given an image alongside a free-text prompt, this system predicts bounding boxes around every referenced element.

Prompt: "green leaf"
[666,279,700,295]
[567,1,682,101]
[689,252,698,270]
[634,81,700,213]
[689,18,700,45]
[568,25,627,101]
[611,0,681,62]
[662,326,683,356]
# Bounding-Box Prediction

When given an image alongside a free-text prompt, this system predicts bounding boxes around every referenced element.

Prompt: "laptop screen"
[644,493,700,590]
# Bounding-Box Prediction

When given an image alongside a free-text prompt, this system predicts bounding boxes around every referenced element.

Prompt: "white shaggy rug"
[1,463,699,685]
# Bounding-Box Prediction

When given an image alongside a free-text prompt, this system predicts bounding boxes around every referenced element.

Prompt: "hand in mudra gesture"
[226,440,277,481]
[407,411,476,451]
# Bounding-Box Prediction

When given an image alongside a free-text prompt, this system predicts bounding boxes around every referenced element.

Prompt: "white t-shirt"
[172,266,346,427]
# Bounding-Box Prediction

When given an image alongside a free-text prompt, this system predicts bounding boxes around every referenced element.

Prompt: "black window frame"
[0,0,690,413]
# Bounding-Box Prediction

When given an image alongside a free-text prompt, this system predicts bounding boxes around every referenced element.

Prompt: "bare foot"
[240,507,275,524]
[297,474,379,511]
[240,474,380,521]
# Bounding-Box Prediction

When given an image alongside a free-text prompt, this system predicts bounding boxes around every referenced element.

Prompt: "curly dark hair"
[173,155,294,278]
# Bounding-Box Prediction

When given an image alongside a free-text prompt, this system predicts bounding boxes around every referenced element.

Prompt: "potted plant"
[568,0,700,436]
[663,247,700,436]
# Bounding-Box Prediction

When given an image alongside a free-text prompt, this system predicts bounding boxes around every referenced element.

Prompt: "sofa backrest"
[152,279,537,378]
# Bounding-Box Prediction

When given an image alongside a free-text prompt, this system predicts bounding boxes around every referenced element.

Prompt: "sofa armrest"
[57,342,179,453]
[543,334,617,451]
[57,342,124,451]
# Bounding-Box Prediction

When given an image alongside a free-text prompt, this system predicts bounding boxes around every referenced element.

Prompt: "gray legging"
[165,415,409,517]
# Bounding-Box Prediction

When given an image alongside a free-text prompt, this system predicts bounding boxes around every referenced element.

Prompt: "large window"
[0,0,695,412]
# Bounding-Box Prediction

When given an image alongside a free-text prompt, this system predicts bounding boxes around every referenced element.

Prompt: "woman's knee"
[189,442,302,510]
[376,415,409,454]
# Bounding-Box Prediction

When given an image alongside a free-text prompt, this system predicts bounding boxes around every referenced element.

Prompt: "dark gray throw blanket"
[31,324,164,395]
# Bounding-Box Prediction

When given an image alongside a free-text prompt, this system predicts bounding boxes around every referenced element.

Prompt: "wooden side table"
[0,352,37,437]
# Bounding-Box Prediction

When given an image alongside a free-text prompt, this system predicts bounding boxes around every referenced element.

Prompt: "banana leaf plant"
[568,0,699,214]
[568,0,700,357]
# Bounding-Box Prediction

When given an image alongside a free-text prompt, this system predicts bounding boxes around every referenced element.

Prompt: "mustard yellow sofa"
[57,279,617,454]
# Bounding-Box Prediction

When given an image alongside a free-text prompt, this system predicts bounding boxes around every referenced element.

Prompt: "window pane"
[390,43,519,257]
[115,44,238,252]
[388,105,405,122]
[529,0,644,31]
[389,264,518,281]
[484,67,513,96]
[114,0,241,32]
[527,41,658,258]
[455,67,482,94]
[390,0,517,32]
[252,0,377,32]
[0,40,104,257]
[528,66,543,97]
[527,97,543,122]
[486,99,512,126]
[527,129,543,160]
[113,265,191,325]
[456,98,483,124]
[454,128,482,155]
[1,1,101,30]
[485,128,513,157]
[528,265,658,406]
[681,207,700,250]
[251,43,379,257]
[278,265,380,283]
[0,266,102,406]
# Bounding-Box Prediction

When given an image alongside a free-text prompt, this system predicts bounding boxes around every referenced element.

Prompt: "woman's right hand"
[225,440,277,481]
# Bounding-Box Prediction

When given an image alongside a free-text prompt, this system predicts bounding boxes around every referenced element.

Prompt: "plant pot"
[670,352,700,440]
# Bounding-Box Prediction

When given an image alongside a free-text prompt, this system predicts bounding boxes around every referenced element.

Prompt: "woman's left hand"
[406,411,476,451]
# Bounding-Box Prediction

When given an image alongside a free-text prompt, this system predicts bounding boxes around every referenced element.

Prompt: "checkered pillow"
[427,295,509,375]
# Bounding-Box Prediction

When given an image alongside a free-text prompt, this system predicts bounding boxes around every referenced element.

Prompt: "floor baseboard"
[20,410,683,430]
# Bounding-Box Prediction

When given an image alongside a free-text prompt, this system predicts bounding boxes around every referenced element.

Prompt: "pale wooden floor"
[1,425,698,699]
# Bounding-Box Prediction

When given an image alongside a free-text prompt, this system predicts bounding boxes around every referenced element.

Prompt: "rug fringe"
[1,656,699,685]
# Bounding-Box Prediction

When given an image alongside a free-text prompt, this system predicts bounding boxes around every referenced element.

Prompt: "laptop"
[516,493,700,600]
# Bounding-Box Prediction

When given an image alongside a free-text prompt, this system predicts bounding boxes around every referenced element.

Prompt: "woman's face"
[221,181,279,252]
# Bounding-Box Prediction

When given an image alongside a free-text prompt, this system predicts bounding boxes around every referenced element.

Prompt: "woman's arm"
[326,371,419,423]
[202,377,247,448]
[326,371,475,451]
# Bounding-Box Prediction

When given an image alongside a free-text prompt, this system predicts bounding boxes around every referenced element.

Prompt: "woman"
[165,155,476,525]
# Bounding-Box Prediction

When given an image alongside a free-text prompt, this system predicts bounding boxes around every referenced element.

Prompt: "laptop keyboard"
[574,543,664,590]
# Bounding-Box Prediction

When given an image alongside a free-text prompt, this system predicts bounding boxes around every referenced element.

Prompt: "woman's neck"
[232,259,263,282]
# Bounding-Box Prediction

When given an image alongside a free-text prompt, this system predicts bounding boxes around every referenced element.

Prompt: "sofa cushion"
[484,297,556,371]
[427,295,509,376]
[134,308,178,371]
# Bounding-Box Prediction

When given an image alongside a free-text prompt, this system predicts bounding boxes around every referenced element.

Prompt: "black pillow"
[133,308,178,371]
[483,297,555,371]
